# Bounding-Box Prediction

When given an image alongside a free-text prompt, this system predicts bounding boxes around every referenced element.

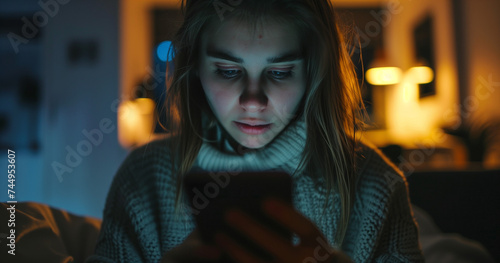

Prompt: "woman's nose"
[239,79,268,112]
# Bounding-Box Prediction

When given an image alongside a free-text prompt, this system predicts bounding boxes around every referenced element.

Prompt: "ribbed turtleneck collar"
[193,118,307,177]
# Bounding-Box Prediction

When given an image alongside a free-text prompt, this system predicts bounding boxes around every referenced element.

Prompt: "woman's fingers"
[262,198,324,245]
[215,233,262,263]
[223,209,297,263]
[218,206,353,263]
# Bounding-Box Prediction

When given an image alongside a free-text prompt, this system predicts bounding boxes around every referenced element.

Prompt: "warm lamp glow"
[366,67,403,85]
[118,98,156,148]
[408,66,434,84]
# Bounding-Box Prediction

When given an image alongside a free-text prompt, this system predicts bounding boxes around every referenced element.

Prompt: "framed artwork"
[414,15,436,98]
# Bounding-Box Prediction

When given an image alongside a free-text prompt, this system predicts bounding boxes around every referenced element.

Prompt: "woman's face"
[199,19,306,149]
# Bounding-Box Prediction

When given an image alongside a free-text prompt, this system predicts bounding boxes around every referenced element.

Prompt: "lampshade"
[365,47,403,86]
[408,66,434,84]
[366,67,403,85]
[118,98,156,148]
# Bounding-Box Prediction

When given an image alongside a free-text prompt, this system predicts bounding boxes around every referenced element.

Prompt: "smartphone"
[183,171,292,261]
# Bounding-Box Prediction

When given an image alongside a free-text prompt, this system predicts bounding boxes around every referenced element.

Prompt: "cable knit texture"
[86,120,424,262]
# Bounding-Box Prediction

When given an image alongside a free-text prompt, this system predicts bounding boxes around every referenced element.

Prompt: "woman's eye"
[215,69,241,79]
[268,70,292,80]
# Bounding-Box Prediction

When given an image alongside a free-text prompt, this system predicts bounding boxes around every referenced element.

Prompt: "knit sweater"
[86,120,424,262]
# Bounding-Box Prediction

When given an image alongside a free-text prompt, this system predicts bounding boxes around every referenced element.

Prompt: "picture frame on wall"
[414,15,437,99]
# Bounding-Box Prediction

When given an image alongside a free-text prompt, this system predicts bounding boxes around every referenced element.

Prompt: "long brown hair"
[166,0,365,247]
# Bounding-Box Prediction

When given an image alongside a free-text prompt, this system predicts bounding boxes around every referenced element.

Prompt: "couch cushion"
[0,202,101,263]
[407,169,500,262]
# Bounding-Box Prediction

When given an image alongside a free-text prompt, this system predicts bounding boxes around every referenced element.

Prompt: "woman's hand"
[214,199,353,263]
[161,228,222,263]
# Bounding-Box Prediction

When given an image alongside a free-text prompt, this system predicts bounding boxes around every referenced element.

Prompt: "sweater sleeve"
[85,141,172,263]
[372,171,424,262]
[352,143,424,262]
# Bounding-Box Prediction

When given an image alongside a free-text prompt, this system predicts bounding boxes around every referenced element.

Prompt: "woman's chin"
[234,135,272,151]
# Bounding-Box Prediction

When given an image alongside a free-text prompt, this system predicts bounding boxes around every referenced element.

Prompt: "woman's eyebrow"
[267,51,303,63]
[206,47,243,63]
[206,47,302,64]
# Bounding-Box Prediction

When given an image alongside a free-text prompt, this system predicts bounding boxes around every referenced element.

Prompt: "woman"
[87,0,424,262]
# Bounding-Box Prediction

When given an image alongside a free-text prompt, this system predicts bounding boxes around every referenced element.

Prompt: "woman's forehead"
[201,30,301,67]
[201,18,301,52]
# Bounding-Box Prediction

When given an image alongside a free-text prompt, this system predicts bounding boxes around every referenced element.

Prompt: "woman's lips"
[234,121,271,135]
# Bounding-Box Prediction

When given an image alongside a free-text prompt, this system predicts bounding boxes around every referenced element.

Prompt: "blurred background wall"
[0,0,499,219]
[364,0,500,169]
[0,0,126,218]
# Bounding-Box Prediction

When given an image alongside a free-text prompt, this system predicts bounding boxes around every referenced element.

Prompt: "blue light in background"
[156,41,174,62]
